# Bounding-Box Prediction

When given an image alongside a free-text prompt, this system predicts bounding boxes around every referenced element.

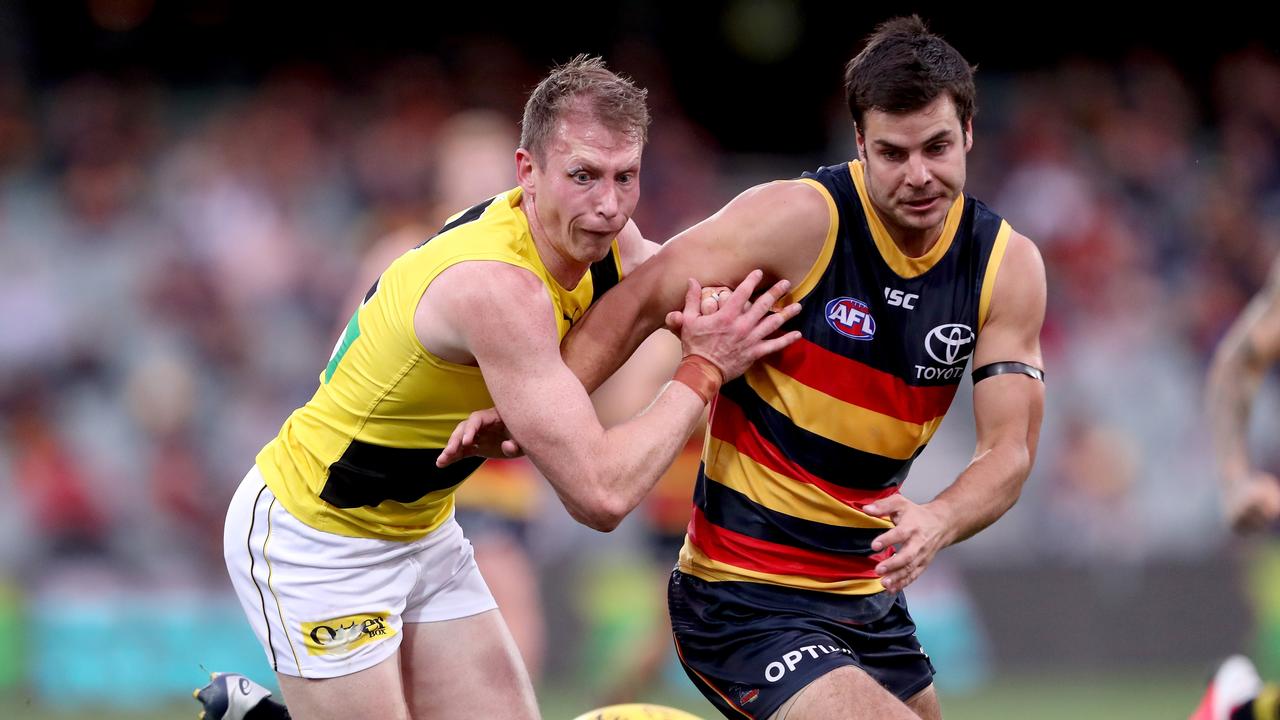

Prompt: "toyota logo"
[925,323,975,366]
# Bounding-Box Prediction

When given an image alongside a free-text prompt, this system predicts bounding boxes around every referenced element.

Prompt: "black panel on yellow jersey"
[257,187,622,541]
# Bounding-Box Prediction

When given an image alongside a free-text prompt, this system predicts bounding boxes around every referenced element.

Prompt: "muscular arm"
[423,261,794,532]
[868,232,1046,591]
[614,218,662,274]
[1208,260,1280,532]
[563,180,832,392]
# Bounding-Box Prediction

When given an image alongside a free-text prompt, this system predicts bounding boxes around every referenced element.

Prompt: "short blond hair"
[519,55,650,160]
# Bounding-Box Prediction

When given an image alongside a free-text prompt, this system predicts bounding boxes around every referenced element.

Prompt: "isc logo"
[825,297,876,340]
[884,288,918,309]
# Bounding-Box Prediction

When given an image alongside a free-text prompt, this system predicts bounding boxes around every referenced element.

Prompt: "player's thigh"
[276,655,410,720]
[778,665,919,720]
[400,610,539,720]
[906,683,941,720]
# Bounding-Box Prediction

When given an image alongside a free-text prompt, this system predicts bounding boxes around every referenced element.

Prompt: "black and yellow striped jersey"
[257,187,622,541]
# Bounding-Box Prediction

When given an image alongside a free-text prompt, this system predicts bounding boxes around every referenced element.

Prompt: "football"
[571,703,707,720]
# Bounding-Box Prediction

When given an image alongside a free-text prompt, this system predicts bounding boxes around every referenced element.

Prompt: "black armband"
[971,361,1044,384]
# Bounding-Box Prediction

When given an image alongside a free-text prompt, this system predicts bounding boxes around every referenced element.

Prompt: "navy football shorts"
[668,569,934,719]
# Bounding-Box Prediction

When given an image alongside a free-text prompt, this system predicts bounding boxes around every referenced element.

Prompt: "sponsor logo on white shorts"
[301,612,396,656]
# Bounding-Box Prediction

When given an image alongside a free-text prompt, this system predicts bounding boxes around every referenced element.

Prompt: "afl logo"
[925,323,975,365]
[825,297,876,340]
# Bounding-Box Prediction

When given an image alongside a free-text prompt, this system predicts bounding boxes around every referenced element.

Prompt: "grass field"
[0,668,1207,719]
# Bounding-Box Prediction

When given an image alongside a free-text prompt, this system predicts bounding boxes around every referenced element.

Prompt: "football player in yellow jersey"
[446,18,1046,720]
[212,56,802,720]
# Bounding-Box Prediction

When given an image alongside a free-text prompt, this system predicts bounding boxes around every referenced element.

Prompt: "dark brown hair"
[844,16,977,132]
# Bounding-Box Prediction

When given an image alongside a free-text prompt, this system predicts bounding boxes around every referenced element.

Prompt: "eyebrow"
[872,129,955,150]
[566,159,640,174]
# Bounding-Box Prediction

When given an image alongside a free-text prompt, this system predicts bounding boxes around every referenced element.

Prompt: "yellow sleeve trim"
[978,221,1013,331]
[785,178,839,303]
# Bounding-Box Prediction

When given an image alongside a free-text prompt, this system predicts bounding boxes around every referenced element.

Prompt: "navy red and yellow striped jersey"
[257,188,622,541]
[678,160,1013,595]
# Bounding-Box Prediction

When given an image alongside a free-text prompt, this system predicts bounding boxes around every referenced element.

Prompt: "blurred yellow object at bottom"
[571,703,706,720]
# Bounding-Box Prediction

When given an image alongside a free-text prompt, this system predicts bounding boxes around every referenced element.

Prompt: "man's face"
[856,94,972,243]
[519,111,642,265]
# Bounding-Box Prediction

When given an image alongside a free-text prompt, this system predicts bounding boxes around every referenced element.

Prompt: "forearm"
[1207,341,1265,487]
[562,293,664,393]
[544,381,706,531]
[930,441,1031,545]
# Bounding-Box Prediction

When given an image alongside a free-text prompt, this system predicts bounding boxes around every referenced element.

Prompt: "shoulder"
[615,220,657,275]
[999,229,1042,267]
[414,258,559,364]
[727,179,832,223]
[679,179,832,258]
[999,231,1045,287]
[985,230,1046,330]
[433,259,552,314]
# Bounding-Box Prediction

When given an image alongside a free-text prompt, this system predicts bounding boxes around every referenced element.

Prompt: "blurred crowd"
[0,40,1278,600]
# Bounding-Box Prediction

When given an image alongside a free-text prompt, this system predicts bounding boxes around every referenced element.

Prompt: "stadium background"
[0,1,1278,717]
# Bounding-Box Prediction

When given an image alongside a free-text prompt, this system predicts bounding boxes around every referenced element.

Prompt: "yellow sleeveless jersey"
[256,188,623,541]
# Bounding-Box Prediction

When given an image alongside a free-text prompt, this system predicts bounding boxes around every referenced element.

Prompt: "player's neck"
[522,196,590,289]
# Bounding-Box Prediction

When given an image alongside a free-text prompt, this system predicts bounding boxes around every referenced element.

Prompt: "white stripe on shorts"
[223,466,497,679]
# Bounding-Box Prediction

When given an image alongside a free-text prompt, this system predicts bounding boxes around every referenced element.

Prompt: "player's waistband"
[671,569,899,625]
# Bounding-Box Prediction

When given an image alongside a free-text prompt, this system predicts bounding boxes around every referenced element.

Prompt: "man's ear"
[515,148,536,194]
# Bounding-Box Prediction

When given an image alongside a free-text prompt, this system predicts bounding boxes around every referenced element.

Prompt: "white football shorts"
[223,465,497,678]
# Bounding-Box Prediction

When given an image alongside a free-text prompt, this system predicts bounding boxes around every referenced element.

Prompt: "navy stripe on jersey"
[695,470,886,556]
[718,380,919,490]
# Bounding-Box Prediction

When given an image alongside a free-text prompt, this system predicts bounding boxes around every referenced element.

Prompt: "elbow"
[1008,448,1034,507]
[565,489,628,533]
[572,507,625,533]
[585,512,624,533]
[586,496,628,532]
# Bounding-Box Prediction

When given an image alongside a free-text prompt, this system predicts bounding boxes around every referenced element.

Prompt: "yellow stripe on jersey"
[848,160,964,279]
[258,188,618,541]
[704,437,892,529]
[784,179,840,305]
[678,538,885,595]
[978,220,1013,331]
[743,363,945,460]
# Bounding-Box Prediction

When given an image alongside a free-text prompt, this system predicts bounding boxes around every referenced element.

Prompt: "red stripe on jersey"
[688,507,891,581]
[764,338,957,424]
[709,395,903,507]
